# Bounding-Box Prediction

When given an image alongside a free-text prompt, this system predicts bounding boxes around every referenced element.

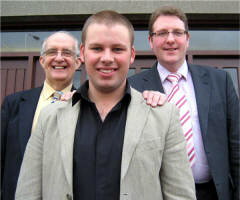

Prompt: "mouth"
[53,66,67,69]
[98,68,116,74]
[163,48,178,51]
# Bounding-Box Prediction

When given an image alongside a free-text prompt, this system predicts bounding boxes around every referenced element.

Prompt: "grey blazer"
[15,88,196,200]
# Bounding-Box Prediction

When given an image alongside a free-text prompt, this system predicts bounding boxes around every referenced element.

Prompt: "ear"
[39,56,45,69]
[74,57,82,70]
[130,46,136,65]
[80,44,85,63]
[148,35,154,49]
[186,32,190,49]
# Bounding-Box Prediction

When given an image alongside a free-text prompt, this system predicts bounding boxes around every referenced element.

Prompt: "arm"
[15,113,44,200]
[160,105,196,200]
[226,73,240,199]
[1,97,9,196]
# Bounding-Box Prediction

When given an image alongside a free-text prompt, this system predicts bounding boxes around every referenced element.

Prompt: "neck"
[46,80,71,91]
[159,60,184,73]
[88,82,126,121]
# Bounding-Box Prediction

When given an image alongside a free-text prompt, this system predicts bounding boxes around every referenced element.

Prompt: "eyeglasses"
[43,49,76,58]
[150,30,187,38]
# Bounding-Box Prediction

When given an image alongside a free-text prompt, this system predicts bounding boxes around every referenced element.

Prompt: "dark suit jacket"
[1,87,42,200]
[1,85,76,200]
[128,62,240,200]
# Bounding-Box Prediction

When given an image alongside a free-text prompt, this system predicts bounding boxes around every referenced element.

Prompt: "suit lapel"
[189,64,210,137]
[121,88,149,181]
[58,101,80,187]
[19,87,42,156]
[141,62,165,93]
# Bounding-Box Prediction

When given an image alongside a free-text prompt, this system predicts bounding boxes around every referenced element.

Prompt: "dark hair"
[148,6,189,36]
[81,10,134,45]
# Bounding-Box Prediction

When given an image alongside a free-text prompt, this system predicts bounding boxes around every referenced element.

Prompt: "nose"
[100,49,114,64]
[166,32,175,43]
[54,51,65,61]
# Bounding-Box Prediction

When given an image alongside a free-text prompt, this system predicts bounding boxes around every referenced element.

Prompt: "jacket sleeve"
[15,112,44,200]
[226,72,240,200]
[1,97,10,196]
[160,105,196,200]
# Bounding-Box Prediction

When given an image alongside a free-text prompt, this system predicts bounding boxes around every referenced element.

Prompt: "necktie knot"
[51,91,63,103]
[167,73,182,84]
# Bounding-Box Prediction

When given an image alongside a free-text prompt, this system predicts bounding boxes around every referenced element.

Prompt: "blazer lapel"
[189,64,210,137]
[58,100,80,188]
[121,88,150,181]
[19,87,42,156]
[142,62,165,93]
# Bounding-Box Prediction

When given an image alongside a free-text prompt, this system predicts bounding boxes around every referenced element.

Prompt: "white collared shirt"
[157,60,211,183]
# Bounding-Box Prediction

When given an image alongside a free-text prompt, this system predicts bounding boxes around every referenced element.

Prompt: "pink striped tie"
[167,73,196,167]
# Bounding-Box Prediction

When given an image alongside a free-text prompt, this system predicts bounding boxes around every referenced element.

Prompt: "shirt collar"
[72,80,131,106]
[41,81,73,100]
[157,60,188,83]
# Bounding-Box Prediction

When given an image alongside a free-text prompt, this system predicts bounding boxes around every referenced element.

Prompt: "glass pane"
[1,31,81,52]
[133,30,240,51]
[189,31,240,51]
[134,31,150,51]
[1,30,239,52]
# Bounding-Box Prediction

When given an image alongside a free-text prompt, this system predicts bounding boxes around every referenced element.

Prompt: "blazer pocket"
[136,138,163,152]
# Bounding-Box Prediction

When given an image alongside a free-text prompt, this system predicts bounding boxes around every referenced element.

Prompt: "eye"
[113,47,124,52]
[91,47,102,51]
[156,31,168,37]
[62,50,74,57]
[45,49,57,56]
[173,31,184,37]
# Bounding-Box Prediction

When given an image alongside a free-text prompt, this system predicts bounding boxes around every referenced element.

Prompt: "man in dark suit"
[129,6,239,200]
[1,31,81,200]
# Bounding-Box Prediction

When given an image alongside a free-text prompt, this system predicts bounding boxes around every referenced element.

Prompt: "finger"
[150,93,160,107]
[157,94,167,106]
[142,90,149,100]
[145,92,154,106]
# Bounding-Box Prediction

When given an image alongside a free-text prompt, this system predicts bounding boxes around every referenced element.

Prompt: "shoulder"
[128,68,155,84]
[1,87,42,110]
[189,63,229,79]
[130,87,177,117]
[39,99,78,120]
[129,69,151,80]
[2,87,42,102]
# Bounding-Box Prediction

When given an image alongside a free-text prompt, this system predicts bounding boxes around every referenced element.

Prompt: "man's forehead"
[85,23,131,41]
[46,34,75,48]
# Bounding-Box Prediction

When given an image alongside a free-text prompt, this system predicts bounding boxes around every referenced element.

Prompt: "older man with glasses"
[1,31,81,200]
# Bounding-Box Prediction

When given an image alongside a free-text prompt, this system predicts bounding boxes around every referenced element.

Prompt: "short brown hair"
[81,10,134,45]
[148,6,189,36]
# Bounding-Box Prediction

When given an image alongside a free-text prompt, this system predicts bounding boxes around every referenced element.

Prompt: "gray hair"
[40,31,80,56]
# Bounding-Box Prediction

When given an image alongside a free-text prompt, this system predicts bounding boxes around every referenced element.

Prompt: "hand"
[142,90,167,107]
[60,90,76,101]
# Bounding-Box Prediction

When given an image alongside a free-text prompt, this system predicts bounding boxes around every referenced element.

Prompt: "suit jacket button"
[66,194,72,200]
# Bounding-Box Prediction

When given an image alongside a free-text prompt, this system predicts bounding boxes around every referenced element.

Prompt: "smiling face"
[149,15,190,72]
[80,23,135,94]
[39,33,81,89]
